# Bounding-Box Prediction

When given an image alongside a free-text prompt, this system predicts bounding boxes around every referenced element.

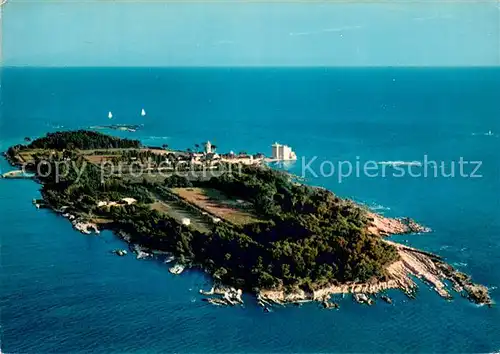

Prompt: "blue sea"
[1,67,499,353]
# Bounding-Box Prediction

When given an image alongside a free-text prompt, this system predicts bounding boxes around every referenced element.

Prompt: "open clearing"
[150,200,212,233]
[17,149,46,163]
[172,187,261,226]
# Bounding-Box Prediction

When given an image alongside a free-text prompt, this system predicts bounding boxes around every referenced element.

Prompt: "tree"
[20,133,400,294]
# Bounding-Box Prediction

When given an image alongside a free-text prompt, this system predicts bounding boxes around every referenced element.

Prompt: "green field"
[172,187,261,226]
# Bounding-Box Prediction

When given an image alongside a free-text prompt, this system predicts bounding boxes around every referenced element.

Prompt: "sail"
[141,108,146,116]
[108,111,113,119]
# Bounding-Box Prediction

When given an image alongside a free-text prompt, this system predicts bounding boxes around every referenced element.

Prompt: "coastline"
[259,220,493,307]
[38,176,494,308]
[1,137,493,309]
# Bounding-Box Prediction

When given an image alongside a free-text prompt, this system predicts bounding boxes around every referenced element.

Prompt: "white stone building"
[271,142,297,161]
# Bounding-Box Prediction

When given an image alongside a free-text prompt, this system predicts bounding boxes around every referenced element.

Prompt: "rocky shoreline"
[21,191,500,308]
[1,151,492,309]
[258,215,493,308]
[200,286,244,306]
[367,212,432,236]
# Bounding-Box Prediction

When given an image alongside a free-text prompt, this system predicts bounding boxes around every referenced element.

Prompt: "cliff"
[259,216,493,307]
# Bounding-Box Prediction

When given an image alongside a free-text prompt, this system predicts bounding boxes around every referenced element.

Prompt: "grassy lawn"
[172,187,261,226]
[17,149,46,163]
[83,155,117,164]
[150,200,212,234]
[79,148,167,155]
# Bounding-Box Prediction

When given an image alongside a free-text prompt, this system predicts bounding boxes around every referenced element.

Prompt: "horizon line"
[2,65,500,69]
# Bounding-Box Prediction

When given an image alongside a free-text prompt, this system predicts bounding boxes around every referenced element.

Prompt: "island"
[89,124,143,132]
[3,130,493,308]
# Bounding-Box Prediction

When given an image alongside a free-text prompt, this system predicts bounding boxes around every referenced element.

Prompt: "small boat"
[486,130,493,136]
[169,264,185,275]
[108,111,113,119]
[141,108,146,117]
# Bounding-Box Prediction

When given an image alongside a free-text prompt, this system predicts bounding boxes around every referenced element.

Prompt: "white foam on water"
[471,131,498,137]
[377,160,422,167]
[351,199,391,214]
[147,136,170,140]
[370,203,391,211]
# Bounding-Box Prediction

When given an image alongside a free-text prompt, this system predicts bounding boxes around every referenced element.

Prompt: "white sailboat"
[108,111,113,119]
[141,108,146,117]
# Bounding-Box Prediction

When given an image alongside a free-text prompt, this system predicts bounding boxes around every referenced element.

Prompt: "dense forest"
[27,130,141,150]
[198,167,399,289]
[8,130,399,293]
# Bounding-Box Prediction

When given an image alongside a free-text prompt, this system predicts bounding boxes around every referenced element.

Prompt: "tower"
[272,142,281,160]
[204,141,212,154]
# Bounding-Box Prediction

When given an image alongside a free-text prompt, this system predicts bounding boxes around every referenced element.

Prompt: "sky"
[1,0,500,66]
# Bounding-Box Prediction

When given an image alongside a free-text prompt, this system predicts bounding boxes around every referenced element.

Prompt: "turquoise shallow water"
[1,67,499,353]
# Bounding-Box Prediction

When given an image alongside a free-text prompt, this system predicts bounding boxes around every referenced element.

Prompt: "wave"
[45,123,65,129]
[352,199,391,213]
[368,203,391,212]
[377,161,422,167]
[471,131,497,137]
[146,136,170,140]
